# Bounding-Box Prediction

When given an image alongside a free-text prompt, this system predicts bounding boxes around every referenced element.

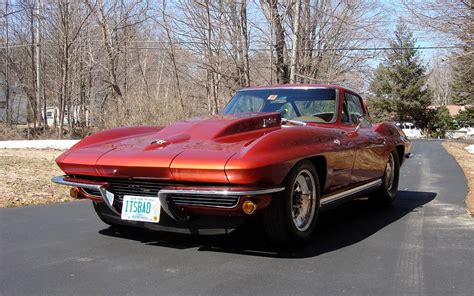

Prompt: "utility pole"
[33,0,42,128]
[4,0,11,124]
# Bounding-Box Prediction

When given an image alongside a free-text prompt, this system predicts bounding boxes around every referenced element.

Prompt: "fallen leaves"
[0,149,75,208]
[442,141,474,217]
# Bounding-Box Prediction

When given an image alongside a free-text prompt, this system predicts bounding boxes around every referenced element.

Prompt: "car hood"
[56,112,281,183]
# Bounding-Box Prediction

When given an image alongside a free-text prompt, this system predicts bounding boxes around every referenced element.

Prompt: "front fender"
[225,126,339,186]
[56,126,164,164]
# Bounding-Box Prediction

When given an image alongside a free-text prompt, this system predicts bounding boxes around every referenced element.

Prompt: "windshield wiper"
[281,118,307,126]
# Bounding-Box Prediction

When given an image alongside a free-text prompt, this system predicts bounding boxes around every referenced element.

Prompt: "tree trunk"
[240,0,250,86]
[260,0,289,83]
[290,0,302,83]
[4,0,11,124]
[162,0,185,114]
[34,0,42,129]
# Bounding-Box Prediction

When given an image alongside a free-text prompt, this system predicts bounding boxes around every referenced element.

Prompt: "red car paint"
[55,85,410,217]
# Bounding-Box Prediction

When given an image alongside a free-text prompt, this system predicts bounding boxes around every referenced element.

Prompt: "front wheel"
[263,160,321,245]
[369,150,400,205]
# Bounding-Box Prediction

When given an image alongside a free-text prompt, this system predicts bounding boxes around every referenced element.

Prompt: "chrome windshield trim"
[238,86,333,91]
[320,179,382,205]
[234,87,339,125]
[51,175,120,215]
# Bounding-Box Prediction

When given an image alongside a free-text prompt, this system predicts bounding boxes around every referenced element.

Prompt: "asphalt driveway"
[1,140,473,296]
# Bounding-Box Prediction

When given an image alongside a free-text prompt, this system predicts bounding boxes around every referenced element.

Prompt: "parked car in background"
[52,84,411,245]
[397,122,424,139]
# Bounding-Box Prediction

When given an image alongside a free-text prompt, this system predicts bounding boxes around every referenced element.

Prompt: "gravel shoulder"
[442,140,474,216]
[0,149,73,208]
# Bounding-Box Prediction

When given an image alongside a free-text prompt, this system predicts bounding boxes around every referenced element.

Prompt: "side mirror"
[354,114,371,132]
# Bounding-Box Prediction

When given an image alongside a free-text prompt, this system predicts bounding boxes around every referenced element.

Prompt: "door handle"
[342,131,357,137]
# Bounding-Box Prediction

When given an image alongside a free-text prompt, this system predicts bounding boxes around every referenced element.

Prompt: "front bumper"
[52,175,284,220]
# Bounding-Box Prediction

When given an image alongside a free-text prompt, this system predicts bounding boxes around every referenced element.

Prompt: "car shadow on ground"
[98,190,436,259]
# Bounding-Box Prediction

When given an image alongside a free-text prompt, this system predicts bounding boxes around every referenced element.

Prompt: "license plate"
[121,195,161,223]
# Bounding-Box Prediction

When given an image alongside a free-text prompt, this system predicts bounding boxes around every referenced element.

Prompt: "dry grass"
[0,149,74,208]
[442,141,474,216]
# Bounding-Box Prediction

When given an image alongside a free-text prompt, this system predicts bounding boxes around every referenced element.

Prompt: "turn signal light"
[70,188,80,199]
[242,200,257,215]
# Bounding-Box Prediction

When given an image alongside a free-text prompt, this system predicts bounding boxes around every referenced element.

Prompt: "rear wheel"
[263,160,320,245]
[369,150,400,205]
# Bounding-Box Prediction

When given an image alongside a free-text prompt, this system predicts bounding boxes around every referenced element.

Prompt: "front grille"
[74,176,239,208]
[75,176,163,198]
[170,194,239,208]
[107,179,162,197]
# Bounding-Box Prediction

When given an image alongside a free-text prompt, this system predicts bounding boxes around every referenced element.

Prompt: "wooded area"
[1,0,472,138]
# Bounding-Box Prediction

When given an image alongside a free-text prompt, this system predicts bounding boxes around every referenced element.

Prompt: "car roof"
[238,84,348,91]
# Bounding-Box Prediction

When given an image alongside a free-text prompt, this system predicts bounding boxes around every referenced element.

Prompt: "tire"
[263,160,321,245]
[369,150,400,205]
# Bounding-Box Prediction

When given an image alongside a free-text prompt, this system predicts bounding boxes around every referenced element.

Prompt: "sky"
[378,0,455,66]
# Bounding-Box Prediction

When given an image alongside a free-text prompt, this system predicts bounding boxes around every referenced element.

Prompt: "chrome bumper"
[52,176,119,215]
[52,175,284,220]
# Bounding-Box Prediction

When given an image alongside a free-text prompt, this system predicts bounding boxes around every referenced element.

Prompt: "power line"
[0,41,466,51]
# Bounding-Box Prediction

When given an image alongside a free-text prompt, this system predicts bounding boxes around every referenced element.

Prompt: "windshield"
[223,88,337,123]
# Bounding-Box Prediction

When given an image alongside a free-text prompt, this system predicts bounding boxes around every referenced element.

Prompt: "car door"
[341,92,385,185]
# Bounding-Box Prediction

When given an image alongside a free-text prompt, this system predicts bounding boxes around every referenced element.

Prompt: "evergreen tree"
[450,43,473,105]
[368,22,432,127]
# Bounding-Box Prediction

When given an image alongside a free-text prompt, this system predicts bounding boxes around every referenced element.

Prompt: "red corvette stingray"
[53,84,411,244]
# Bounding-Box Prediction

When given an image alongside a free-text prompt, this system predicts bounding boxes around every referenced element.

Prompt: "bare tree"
[1,0,389,139]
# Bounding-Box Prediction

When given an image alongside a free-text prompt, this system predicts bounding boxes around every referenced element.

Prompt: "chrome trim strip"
[320,179,382,205]
[51,176,103,191]
[159,187,285,197]
[52,175,120,215]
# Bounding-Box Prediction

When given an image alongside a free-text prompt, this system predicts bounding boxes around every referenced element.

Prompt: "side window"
[227,95,264,113]
[342,93,365,125]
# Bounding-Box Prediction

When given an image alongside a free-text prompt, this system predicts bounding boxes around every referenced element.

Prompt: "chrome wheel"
[385,153,395,191]
[291,169,316,231]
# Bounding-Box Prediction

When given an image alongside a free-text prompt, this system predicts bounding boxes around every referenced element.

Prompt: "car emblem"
[151,139,167,145]
[263,117,277,128]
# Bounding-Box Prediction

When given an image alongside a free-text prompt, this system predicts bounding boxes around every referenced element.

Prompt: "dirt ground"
[0,149,74,208]
[442,141,474,216]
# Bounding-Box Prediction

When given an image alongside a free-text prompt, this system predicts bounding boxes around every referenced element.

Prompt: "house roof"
[429,104,473,116]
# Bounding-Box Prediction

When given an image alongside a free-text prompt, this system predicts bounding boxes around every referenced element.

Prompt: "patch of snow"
[446,127,474,139]
[402,128,423,139]
[467,128,474,137]
[465,145,474,154]
[0,140,79,150]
